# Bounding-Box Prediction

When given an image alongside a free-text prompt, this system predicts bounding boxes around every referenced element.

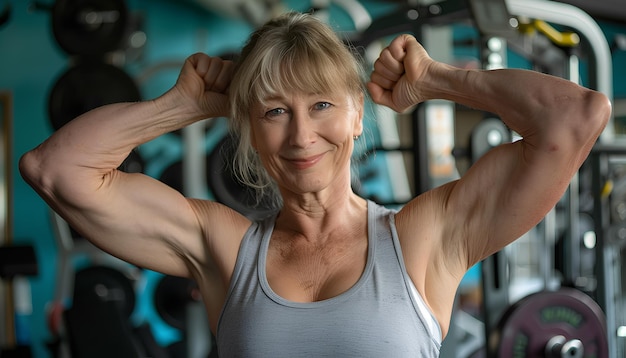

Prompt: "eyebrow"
[263,95,285,102]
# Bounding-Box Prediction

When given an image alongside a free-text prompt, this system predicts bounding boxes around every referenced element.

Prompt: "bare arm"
[19,54,248,280]
[368,34,610,329]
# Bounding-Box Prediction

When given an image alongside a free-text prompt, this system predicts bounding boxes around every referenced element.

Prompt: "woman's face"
[249,90,363,196]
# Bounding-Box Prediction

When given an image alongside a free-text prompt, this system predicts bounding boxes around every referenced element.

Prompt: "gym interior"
[1,0,626,357]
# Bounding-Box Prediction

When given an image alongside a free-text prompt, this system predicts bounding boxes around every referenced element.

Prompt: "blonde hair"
[228,11,366,209]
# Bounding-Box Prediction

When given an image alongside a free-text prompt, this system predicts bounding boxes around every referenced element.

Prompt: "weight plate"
[206,135,276,220]
[48,61,140,131]
[118,149,144,173]
[157,136,276,220]
[72,265,136,319]
[154,275,199,330]
[159,160,184,194]
[52,0,128,56]
[493,288,608,358]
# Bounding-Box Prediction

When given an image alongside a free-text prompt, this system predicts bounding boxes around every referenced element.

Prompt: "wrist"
[416,61,465,102]
[155,87,206,123]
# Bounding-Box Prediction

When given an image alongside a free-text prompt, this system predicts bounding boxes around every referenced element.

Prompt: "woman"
[20,11,609,357]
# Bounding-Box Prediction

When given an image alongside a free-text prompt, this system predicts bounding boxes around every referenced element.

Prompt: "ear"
[353,93,364,137]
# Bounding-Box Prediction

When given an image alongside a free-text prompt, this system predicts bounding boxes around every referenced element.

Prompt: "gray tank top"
[217,201,442,357]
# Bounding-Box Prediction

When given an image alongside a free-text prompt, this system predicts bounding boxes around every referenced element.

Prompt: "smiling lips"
[285,153,325,170]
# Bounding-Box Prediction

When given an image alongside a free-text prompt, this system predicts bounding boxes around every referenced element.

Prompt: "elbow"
[563,90,611,147]
[20,146,105,213]
[19,147,65,203]
[19,148,50,195]
[19,149,40,186]
[588,90,612,132]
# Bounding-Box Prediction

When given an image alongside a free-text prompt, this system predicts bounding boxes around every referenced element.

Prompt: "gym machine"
[349,0,616,356]
[476,0,615,357]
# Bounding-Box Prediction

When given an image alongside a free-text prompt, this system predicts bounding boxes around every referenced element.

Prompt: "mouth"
[284,153,325,170]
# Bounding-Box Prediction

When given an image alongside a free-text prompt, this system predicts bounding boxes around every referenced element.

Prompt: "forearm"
[61,89,202,164]
[20,89,204,200]
[423,62,610,141]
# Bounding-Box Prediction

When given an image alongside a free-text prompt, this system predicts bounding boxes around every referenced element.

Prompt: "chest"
[265,232,368,302]
[217,227,441,357]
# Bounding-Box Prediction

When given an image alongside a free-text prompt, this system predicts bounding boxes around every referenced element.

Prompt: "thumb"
[366,81,393,109]
[401,35,432,83]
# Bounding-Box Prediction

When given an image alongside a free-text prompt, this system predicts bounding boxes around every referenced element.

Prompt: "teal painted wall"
[3,2,71,356]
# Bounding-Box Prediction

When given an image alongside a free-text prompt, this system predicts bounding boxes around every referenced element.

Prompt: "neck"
[276,191,367,243]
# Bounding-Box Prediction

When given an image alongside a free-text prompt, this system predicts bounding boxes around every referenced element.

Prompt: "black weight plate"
[72,265,136,319]
[48,61,140,131]
[206,135,276,220]
[157,136,276,220]
[52,0,128,56]
[119,149,144,173]
[493,288,608,358]
[159,160,183,194]
[153,275,199,330]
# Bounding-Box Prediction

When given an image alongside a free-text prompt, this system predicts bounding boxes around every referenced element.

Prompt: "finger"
[369,71,396,91]
[189,53,210,77]
[373,60,401,84]
[202,57,224,90]
[376,48,404,76]
[387,34,412,61]
[366,81,393,109]
[402,36,431,81]
[213,60,234,93]
[403,34,423,54]
[186,52,202,66]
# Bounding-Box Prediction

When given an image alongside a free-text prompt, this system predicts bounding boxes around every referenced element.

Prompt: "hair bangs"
[252,43,355,108]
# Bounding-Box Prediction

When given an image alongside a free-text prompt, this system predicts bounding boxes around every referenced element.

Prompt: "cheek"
[251,123,284,153]
[328,111,359,143]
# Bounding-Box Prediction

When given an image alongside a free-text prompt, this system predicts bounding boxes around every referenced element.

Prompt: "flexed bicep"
[447,108,606,269]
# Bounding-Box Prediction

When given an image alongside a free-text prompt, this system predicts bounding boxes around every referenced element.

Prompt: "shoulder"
[186,199,254,276]
[392,182,458,275]
[395,181,457,236]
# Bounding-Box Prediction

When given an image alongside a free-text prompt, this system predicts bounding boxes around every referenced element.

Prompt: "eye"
[265,108,286,117]
[314,102,332,110]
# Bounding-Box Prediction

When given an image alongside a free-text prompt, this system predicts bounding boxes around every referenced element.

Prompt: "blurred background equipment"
[51,0,129,57]
[3,0,626,357]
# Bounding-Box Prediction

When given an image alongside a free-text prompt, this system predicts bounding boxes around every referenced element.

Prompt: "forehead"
[271,65,342,93]
[253,69,355,109]
[262,91,335,102]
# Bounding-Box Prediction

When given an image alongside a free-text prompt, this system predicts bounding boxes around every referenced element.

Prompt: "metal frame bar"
[505,0,615,141]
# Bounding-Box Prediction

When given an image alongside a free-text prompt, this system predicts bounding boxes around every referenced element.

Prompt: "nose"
[288,109,316,148]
